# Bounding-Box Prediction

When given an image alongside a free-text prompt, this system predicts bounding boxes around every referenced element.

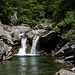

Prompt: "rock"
[40,31,61,53]
[26,29,46,39]
[26,44,31,54]
[71,67,75,72]
[12,28,20,41]
[55,69,75,75]
[0,41,8,52]
[40,31,55,43]
[1,24,12,32]
[54,40,75,69]
[0,26,6,37]
[0,24,13,45]
[12,25,31,33]
[5,50,12,60]
[54,43,68,57]
[10,12,18,25]
[11,47,19,54]
[0,41,12,61]
[55,40,75,57]
[55,72,59,75]
[39,50,47,55]
[54,59,66,64]
[0,23,32,46]
[3,50,12,61]
[11,25,31,41]
[5,31,14,45]
[34,22,52,30]
[65,55,74,61]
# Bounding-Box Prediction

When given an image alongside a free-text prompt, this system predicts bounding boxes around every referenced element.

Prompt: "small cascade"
[15,35,40,56]
[30,36,39,54]
[16,38,27,56]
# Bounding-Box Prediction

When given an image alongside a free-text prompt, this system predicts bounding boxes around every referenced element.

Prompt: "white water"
[16,38,27,56]
[30,36,39,54]
[15,35,39,56]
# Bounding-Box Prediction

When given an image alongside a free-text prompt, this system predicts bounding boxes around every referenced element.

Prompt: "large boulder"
[39,31,62,53]
[40,31,55,43]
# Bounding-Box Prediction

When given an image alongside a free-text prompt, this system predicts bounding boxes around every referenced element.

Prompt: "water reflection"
[19,57,38,75]
[30,57,38,75]
[19,58,26,75]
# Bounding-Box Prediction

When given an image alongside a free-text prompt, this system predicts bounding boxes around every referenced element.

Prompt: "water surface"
[0,56,69,75]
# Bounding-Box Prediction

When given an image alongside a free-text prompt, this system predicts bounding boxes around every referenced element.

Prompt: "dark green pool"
[0,56,69,75]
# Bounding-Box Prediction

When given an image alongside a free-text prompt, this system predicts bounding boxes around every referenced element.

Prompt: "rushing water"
[30,36,39,54]
[16,35,40,56]
[16,38,27,56]
[0,56,70,75]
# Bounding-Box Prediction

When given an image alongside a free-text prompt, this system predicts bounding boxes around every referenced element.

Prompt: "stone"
[34,22,52,30]
[54,59,66,64]
[10,12,18,25]
[11,25,31,41]
[56,69,75,75]
[11,47,19,54]
[55,40,75,57]
[26,29,46,39]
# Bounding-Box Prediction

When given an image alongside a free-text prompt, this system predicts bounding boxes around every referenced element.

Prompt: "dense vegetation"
[0,0,75,40]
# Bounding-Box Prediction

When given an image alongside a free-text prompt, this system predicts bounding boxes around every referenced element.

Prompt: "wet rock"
[26,44,31,54]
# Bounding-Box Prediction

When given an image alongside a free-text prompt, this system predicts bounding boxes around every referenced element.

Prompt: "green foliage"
[58,11,75,29]
[52,0,75,22]
[56,11,75,40]
[17,1,45,25]
[62,30,75,40]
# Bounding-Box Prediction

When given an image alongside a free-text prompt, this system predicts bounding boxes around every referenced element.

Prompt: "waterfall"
[30,36,39,54]
[15,35,40,56]
[17,38,27,56]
